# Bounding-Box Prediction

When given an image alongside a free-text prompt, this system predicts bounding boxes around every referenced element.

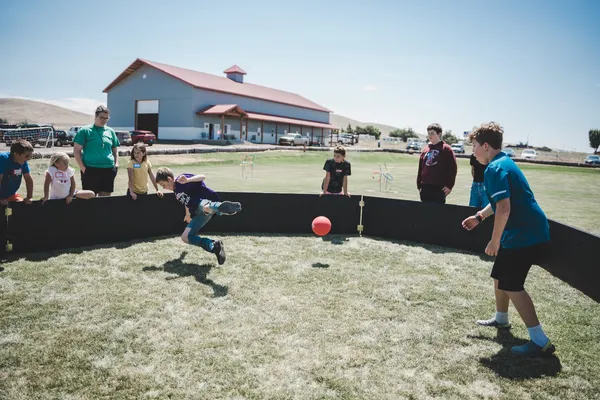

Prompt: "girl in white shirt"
[42,152,95,203]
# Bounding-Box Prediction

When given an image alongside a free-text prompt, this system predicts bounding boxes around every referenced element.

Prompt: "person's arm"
[342,175,349,196]
[321,172,331,196]
[148,167,163,196]
[112,146,119,169]
[127,167,137,199]
[23,173,33,204]
[177,174,205,184]
[471,166,475,179]
[416,153,424,190]
[42,172,51,202]
[184,206,192,222]
[74,144,85,173]
[66,176,76,204]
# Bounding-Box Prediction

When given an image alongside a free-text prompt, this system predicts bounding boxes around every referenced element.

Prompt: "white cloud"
[363,85,378,92]
[0,93,104,115]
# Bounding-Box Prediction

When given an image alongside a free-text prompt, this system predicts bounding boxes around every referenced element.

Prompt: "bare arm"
[343,175,349,195]
[74,144,85,172]
[43,172,52,200]
[179,174,205,183]
[68,176,76,198]
[322,172,331,194]
[23,173,33,201]
[112,147,119,168]
[148,167,160,192]
[471,166,475,179]
[127,168,135,193]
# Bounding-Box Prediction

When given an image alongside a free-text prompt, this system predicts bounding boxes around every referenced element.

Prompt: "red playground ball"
[312,216,332,236]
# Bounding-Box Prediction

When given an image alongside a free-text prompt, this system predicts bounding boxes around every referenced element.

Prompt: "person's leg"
[477,249,511,328]
[97,167,116,197]
[75,190,95,199]
[201,199,242,215]
[181,212,214,251]
[469,182,479,207]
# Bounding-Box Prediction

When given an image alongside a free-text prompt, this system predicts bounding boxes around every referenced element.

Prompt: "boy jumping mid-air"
[156,167,242,265]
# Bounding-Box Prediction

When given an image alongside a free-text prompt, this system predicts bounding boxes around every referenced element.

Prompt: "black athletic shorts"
[81,166,117,194]
[491,241,550,292]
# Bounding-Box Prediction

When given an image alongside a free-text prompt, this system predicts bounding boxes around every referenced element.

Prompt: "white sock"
[527,325,549,347]
[495,311,509,325]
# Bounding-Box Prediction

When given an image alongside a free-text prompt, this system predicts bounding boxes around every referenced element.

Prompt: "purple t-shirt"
[174,173,219,214]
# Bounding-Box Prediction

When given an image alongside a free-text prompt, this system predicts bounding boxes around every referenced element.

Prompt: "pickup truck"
[279,133,308,146]
[130,130,156,145]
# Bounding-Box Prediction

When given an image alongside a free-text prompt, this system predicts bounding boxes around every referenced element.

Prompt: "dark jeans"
[419,185,446,204]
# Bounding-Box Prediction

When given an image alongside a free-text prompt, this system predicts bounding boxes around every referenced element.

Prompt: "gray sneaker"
[476,318,511,329]
[217,201,242,215]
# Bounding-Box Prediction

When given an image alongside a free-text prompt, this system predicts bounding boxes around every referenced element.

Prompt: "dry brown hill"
[0,98,93,129]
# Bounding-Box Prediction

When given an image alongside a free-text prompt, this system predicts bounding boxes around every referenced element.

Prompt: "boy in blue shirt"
[462,122,554,357]
[0,139,34,205]
[156,167,242,265]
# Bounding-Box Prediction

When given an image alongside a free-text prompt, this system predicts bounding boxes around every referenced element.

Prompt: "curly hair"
[469,122,504,150]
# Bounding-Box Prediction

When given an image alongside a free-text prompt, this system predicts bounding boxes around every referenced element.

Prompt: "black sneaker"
[217,201,242,215]
[212,240,226,265]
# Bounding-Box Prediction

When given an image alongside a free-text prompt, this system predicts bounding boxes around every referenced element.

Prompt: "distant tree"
[346,124,353,134]
[390,128,419,142]
[0,117,8,124]
[589,129,600,153]
[442,130,458,144]
[357,125,381,139]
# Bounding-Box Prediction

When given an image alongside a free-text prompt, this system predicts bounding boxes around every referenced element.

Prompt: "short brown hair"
[131,142,147,162]
[469,122,503,150]
[333,145,346,157]
[155,167,174,182]
[95,105,109,116]
[427,123,442,135]
[10,139,34,156]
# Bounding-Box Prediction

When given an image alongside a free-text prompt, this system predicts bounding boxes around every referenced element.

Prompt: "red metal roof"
[223,65,247,75]
[246,112,337,130]
[197,104,247,116]
[103,58,331,113]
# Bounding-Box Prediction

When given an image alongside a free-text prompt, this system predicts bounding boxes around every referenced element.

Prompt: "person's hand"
[81,167,86,174]
[344,192,351,198]
[65,196,73,205]
[485,240,501,257]
[442,186,452,196]
[319,191,325,197]
[41,196,49,204]
[0,199,7,206]
[461,215,480,231]
[23,197,33,205]
[184,214,192,223]
[130,192,137,201]
[177,175,189,184]
[156,191,164,198]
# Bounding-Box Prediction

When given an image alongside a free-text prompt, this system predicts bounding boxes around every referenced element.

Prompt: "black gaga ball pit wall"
[1,192,360,255]
[360,196,494,253]
[1,194,599,302]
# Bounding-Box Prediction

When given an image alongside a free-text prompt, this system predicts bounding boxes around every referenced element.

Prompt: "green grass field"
[2,235,599,399]
[20,150,600,235]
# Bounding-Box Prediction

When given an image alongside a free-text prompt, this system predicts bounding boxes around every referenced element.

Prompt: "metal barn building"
[103,59,336,144]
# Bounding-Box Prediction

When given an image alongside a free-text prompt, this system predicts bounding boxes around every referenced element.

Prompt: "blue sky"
[1,0,599,151]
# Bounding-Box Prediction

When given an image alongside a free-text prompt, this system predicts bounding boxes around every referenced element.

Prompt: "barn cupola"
[224,65,247,83]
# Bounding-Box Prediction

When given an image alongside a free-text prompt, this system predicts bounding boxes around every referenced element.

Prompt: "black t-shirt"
[470,154,486,183]
[322,158,351,193]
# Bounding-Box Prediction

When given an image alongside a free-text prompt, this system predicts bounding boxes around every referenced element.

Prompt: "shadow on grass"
[469,330,562,379]
[312,262,330,269]
[321,235,350,245]
[143,251,228,298]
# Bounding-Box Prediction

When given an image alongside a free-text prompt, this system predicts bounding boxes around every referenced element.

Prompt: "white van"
[67,126,82,138]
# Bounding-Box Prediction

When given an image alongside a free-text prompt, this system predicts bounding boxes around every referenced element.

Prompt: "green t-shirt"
[74,125,120,168]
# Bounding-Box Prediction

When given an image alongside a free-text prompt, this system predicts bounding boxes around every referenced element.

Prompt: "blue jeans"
[186,200,222,252]
[469,182,489,209]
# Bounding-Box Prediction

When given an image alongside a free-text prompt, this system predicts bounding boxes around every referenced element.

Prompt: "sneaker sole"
[218,201,242,215]
[476,322,512,329]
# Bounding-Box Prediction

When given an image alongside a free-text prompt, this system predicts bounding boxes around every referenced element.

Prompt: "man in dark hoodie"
[416,123,458,204]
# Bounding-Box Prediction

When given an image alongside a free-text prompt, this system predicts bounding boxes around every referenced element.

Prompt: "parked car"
[278,133,308,146]
[521,149,537,160]
[503,148,515,157]
[406,140,423,152]
[584,154,600,165]
[451,143,465,153]
[116,130,132,146]
[337,134,356,145]
[130,130,156,145]
[53,130,73,147]
[68,126,82,139]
